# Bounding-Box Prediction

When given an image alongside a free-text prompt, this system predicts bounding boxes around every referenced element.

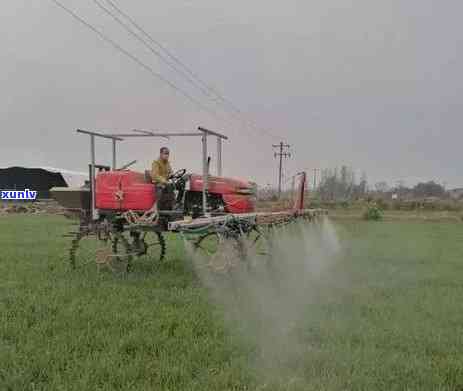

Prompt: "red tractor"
[51,127,325,274]
[95,169,257,218]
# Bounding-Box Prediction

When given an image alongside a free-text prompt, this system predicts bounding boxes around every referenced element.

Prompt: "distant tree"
[340,166,348,189]
[359,171,368,196]
[318,166,367,201]
[349,170,356,198]
[319,168,337,201]
[392,180,411,199]
[413,181,445,198]
[374,181,389,193]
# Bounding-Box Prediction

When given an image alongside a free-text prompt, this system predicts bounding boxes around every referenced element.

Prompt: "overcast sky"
[2,0,462,188]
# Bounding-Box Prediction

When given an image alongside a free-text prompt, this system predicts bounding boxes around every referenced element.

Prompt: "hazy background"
[1,0,462,188]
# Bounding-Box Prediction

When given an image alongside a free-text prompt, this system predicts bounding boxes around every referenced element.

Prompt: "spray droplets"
[184,217,342,381]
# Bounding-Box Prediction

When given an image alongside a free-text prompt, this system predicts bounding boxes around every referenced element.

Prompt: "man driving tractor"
[151,147,185,210]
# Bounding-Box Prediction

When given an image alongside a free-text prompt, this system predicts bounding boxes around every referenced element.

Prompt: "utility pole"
[272,142,291,198]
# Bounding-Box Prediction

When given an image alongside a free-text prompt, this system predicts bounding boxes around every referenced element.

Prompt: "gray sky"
[2,0,462,188]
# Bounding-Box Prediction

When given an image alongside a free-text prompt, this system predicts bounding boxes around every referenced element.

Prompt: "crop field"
[1,214,463,390]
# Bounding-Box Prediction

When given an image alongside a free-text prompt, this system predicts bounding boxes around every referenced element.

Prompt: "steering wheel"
[168,168,187,181]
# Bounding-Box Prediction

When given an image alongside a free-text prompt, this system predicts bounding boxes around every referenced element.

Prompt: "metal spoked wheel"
[243,226,272,269]
[193,232,221,257]
[69,232,132,275]
[137,231,166,264]
[193,232,247,273]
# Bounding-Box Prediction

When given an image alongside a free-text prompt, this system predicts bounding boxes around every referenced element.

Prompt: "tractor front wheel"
[69,231,133,275]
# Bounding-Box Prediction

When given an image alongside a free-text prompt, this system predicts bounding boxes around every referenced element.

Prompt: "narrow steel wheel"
[193,232,222,257]
[140,231,166,263]
[243,227,272,268]
[193,232,244,273]
[69,232,132,275]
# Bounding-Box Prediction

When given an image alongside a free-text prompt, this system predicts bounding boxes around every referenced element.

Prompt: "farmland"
[1,214,463,390]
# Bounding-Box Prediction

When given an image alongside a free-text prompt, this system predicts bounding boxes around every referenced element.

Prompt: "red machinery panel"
[222,194,256,213]
[189,175,249,194]
[95,170,154,211]
[190,174,256,213]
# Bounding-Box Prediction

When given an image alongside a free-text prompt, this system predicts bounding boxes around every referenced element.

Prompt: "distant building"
[0,166,87,199]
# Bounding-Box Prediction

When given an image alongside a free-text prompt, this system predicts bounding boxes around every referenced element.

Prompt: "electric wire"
[93,0,213,98]
[99,0,282,140]
[50,0,233,126]
[50,0,284,141]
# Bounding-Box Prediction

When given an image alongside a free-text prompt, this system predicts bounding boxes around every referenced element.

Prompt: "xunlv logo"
[1,189,38,200]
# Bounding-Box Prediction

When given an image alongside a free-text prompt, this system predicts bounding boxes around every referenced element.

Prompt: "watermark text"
[1,189,38,200]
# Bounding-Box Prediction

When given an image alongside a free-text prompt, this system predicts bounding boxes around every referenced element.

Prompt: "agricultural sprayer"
[51,127,327,274]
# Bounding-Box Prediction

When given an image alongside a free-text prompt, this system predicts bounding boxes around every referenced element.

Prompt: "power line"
[49,0,230,124]
[103,0,215,96]
[99,0,282,140]
[50,0,285,143]
[93,0,213,98]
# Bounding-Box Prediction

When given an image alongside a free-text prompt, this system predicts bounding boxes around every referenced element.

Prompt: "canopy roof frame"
[77,127,227,220]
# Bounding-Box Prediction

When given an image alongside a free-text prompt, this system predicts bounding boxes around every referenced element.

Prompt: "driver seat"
[144,170,153,184]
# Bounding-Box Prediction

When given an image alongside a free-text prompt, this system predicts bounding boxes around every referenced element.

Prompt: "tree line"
[317,166,447,201]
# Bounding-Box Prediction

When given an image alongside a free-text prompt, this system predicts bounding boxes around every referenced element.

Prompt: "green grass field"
[1,215,463,390]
